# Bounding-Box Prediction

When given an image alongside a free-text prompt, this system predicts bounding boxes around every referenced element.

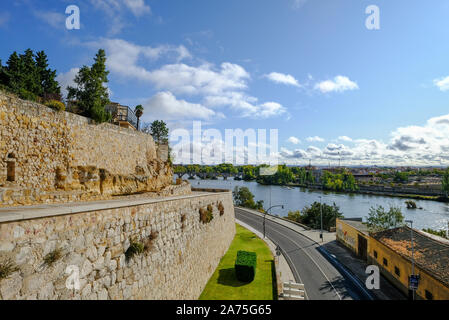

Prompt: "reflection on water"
[188,178,449,230]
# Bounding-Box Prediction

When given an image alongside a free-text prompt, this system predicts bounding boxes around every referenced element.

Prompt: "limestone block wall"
[0,191,235,300]
[0,92,175,206]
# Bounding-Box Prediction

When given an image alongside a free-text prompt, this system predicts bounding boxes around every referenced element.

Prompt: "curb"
[236,207,323,247]
[235,219,287,299]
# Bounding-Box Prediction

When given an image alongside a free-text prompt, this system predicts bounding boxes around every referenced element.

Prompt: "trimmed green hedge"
[235,250,257,282]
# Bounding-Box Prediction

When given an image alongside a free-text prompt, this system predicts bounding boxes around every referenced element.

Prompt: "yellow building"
[336,218,449,300]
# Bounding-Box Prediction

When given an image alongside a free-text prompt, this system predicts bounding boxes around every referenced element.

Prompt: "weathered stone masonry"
[0,92,175,206]
[0,191,236,300]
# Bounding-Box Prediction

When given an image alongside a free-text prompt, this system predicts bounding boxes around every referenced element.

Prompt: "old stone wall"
[0,191,235,300]
[0,92,176,206]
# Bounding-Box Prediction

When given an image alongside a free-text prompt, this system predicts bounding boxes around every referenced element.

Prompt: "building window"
[373,250,378,259]
[383,258,388,267]
[425,290,433,300]
[394,266,400,277]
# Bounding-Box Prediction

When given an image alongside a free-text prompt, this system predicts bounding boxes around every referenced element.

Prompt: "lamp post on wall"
[405,220,416,301]
[263,205,284,239]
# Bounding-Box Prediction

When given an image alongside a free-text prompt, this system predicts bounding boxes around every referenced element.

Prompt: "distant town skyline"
[1,1,449,166]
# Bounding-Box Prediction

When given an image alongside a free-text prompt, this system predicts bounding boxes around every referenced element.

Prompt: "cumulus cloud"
[279,113,449,166]
[143,91,220,121]
[287,136,301,145]
[56,68,80,98]
[34,11,66,29]
[264,72,300,87]
[123,0,151,16]
[306,136,325,142]
[78,38,286,119]
[338,136,353,142]
[87,38,191,80]
[434,76,449,91]
[314,76,359,93]
[89,0,151,34]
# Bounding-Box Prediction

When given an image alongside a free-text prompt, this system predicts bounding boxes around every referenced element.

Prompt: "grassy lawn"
[199,224,277,300]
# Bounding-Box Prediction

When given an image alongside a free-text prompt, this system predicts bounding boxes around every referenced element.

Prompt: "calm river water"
[186,178,449,231]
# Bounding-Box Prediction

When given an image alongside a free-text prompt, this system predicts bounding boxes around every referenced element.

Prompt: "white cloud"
[142,91,220,121]
[287,136,301,145]
[264,72,300,87]
[314,76,359,93]
[56,68,80,98]
[280,112,449,166]
[123,0,151,16]
[338,136,353,142]
[34,11,66,29]
[89,0,152,34]
[144,62,249,96]
[433,76,449,91]
[82,38,285,119]
[306,136,325,142]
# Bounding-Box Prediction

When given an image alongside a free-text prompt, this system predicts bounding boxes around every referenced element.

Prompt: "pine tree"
[6,51,22,92]
[35,51,61,100]
[20,49,39,95]
[0,59,9,88]
[67,49,111,123]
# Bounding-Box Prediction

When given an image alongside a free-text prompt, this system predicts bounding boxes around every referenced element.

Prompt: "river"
[185,177,449,231]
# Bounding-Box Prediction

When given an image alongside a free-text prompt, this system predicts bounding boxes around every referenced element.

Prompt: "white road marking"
[236,209,343,300]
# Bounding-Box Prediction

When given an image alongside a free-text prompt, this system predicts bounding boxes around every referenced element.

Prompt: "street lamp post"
[319,196,323,242]
[405,220,415,301]
[263,205,284,239]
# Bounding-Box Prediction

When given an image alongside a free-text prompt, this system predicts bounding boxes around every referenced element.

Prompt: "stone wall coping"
[0,191,231,223]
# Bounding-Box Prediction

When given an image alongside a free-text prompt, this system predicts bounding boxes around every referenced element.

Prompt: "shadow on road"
[318,276,353,300]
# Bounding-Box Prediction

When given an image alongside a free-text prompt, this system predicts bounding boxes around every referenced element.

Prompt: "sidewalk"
[235,219,296,300]
[236,207,336,245]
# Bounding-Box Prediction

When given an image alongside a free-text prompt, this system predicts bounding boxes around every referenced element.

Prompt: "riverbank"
[189,179,449,230]
[254,180,446,202]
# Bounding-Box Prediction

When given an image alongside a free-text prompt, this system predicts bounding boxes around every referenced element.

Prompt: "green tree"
[366,205,404,232]
[20,49,39,96]
[5,51,23,93]
[422,228,448,239]
[149,120,169,145]
[298,202,343,230]
[233,186,264,211]
[134,105,144,130]
[442,168,449,198]
[67,49,111,123]
[35,51,61,100]
[393,171,409,184]
[286,210,301,223]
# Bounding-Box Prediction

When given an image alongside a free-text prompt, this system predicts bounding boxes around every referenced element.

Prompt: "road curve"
[235,208,365,300]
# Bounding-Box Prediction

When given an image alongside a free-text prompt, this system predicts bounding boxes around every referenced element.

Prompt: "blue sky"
[2,0,449,166]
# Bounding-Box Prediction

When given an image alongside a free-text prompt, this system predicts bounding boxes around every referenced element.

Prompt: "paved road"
[235,208,366,300]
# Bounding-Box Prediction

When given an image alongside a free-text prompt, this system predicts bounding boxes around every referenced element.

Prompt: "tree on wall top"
[0,49,61,101]
[148,120,169,145]
[134,105,144,130]
[67,49,111,123]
